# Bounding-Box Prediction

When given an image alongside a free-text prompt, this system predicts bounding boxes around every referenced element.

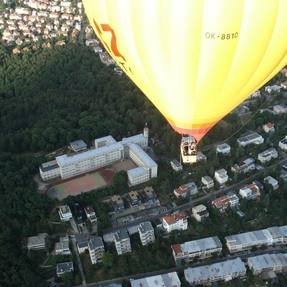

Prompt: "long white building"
[39,128,157,185]
[225,225,287,253]
[172,236,222,264]
[184,258,246,285]
[130,272,181,287]
[237,132,264,147]
[56,143,124,179]
[247,253,287,275]
[128,143,157,186]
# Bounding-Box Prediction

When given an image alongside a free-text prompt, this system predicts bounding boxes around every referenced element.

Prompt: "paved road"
[74,247,287,287]
[103,157,287,235]
[71,235,87,287]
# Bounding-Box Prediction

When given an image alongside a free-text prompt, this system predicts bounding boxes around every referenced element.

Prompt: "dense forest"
[0,43,178,286]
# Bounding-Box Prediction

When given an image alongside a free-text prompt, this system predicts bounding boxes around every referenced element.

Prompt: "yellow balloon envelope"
[83,0,287,142]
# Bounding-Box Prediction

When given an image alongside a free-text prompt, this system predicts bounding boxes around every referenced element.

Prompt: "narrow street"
[71,235,87,287]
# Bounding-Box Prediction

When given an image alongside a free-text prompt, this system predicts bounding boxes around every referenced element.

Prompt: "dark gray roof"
[40,160,59,172]
[75,233,90,248]
[139,221,154,233]
[56,262,73,274]
[70,139,87,151]
[114,229,129,241]
[88,236,104,250]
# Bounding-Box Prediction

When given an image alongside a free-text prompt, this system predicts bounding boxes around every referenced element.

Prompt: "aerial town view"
[1,0,287,287]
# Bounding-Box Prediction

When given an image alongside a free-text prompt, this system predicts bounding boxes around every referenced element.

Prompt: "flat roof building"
[69,139,87,152]
[56,262,74,277]
[58,205,73,222]
[170,159,183,172]
[214,168,228,185]
[94,135,117,148]
[138,221,155,246]
[88,236,105,264]
[172,236,222,264]
[130,272,181,287]
[237,132,264,147]
[192,204,209,222]
[39,160,60,181]
[231,158,255,174]
[114,229,131,255]
[201,176,214,189]
[258,148,278,164]
[248,253,287,275]
[184,258,246,285]
[27,233,48,251]
[216,143,231,155]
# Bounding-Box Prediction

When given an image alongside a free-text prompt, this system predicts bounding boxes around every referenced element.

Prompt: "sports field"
[47,159,136,200]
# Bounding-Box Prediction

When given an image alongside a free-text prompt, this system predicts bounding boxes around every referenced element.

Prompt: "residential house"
[162,212,188,233]
[138,221,155,246]
[201,176,214,189]
[114,229,131,255]
[192,204,209,222]
[264,176,279,190]
[214,169,228,185]
[216,143,231,155]
[88,236,105,264]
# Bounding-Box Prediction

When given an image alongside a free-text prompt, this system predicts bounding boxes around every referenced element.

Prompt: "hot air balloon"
[83,0,287,163]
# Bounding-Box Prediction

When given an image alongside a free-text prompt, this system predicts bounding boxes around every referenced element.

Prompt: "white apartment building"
[214,169,229,185]
[264,176,279,190]
[216,143,231,155]
[226,225,287,254]
[226,229,273,253]
[55,236,70,256]
[56,143,124,179]
[162,212,188,233]
[279,136,287,151]
[58,205,73,222]
[138,221,155,246]
[231,158,255,174]
[201,176,214,189]
[128,143,157,186]
[237,132,264,147]
[184,258,246,285]
[130,272,181,287]
[88,236,105,264]
[258,148,278,164]
[248,253,287,275]
[239,184,261,200]
[172,236,222,264]
[84,206,97,224]
[192,204,209,222]
[39,160,60,181]
[114,229,131,255]
[27,233,48,251]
